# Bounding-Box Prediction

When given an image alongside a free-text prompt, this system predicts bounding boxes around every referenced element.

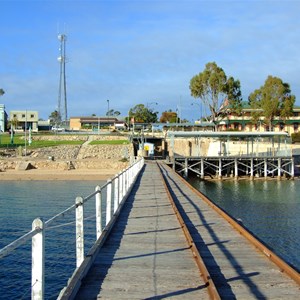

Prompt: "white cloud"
[1,0,300,123]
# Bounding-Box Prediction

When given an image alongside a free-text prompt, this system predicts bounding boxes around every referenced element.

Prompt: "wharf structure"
[61,161,300,299]
[1,159,299,299]
[167,131,295,179]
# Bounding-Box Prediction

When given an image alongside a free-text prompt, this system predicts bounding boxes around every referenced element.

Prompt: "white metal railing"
[0,157,144,300]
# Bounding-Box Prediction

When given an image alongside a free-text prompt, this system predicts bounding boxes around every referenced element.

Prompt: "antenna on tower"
[57,32,68,125]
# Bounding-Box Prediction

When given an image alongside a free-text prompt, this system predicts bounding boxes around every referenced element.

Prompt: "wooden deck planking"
[75,162,209,299]
[159,162,299,299]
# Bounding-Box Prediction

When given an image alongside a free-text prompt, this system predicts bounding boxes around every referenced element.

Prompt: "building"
[0,104,8,132]
[10,110,39,132]
[69,116,127,131]
[216,104,300,134]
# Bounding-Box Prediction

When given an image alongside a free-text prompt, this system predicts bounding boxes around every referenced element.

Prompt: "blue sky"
[1,0,300,122]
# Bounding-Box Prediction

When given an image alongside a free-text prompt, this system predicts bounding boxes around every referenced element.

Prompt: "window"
[279,123,284,131]
[294,123,299,131]
[22,114,25,118]
[13,114,17,118]
[30,114,35,118]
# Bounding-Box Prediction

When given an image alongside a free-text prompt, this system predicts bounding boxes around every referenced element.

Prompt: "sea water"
[0,181,104,300]
[188,177,300,272]
[0,179,299,299]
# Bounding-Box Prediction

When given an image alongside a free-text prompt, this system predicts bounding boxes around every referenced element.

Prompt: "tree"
[0,89,4,97]
[49,110,61,125]
[159,111,178,123]
[129,104,158,123]
[224,76,242,114]
[8,116,18,130]
[106,109,121,116]
[248,75,295,129]
[189,62,242,129]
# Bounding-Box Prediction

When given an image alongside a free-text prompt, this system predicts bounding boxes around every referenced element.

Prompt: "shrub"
[291,132,300,143]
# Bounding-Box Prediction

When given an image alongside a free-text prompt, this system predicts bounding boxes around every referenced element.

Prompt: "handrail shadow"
[159,163,265,299]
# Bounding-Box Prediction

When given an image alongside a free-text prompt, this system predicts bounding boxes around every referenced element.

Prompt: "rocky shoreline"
[0,138,134,180]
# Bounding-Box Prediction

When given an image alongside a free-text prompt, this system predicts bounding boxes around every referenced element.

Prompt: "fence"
[0,157,144,300]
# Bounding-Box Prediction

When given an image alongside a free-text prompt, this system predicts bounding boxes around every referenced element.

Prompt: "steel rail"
[162,162,300,286]
[157,162,221,300]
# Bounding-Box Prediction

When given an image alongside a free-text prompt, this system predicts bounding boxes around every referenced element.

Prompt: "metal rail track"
[157,162,221,300]
[158,161,300,287]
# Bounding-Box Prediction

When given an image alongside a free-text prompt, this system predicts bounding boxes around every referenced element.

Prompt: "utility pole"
[57,33,68,125]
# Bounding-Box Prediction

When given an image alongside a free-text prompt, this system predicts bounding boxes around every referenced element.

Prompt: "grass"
[0,134,130,148]
[0,134,84,149]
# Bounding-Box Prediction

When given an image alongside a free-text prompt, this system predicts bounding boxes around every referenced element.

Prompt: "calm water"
[0,181,105,300]
[188,177,300,272]
[0,179,299,299]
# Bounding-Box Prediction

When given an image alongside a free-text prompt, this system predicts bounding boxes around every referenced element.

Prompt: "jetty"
[0,157,299,299]
[59,161,299,299]
[167,131,295,179]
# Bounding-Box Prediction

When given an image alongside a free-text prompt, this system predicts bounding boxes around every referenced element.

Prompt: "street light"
[107,99,110,117]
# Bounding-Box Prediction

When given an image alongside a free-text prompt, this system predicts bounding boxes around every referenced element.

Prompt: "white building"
[10,110,39,132]
[0,104,7,132]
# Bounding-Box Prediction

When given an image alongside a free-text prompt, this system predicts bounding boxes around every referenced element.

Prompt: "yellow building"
[216,106,300,135]
[69,116,126,131]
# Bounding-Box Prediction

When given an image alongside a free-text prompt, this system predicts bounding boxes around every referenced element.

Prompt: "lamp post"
[98,116,100,134]
[107,99,110,131]
[107,100,109,115]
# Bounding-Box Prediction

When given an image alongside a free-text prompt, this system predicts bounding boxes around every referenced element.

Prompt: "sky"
[1,0,300,122]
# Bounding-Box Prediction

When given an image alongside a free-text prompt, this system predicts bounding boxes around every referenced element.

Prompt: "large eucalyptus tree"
[189,62,242,129]
[248,76,295,129]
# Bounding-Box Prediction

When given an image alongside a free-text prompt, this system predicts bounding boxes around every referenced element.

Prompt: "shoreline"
[0,168,119,181]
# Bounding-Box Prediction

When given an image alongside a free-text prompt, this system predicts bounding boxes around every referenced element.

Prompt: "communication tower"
[57,33,68,124]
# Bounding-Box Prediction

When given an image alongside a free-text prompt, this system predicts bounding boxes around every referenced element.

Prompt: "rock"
[16,161,35,171]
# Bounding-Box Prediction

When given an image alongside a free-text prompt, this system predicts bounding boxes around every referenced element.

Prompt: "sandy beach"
[0,168,119,181]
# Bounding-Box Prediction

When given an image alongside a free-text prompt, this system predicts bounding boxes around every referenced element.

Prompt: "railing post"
[126,168,129,192]
[76,196,84,268]
[119,171,123,203]
[95,186,102,239]
[122,169,126,197]
[129,163,133,185]
[32,218,45,300]
[106,179,112,225]
[114,174,119,213]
